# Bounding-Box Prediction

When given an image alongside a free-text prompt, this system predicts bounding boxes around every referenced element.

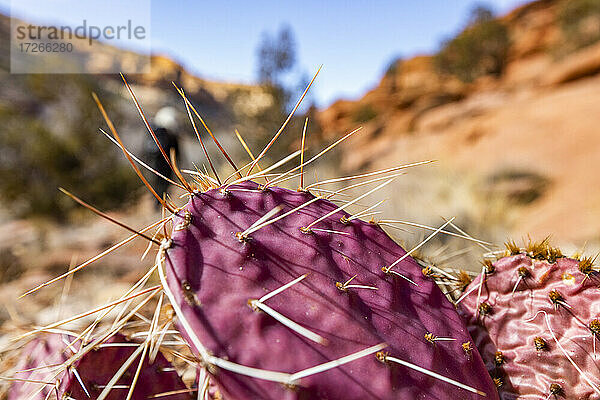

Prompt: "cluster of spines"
[503,238,564,261]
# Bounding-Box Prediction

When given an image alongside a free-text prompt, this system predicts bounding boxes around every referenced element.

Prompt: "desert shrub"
[382,57,402,93]
[0,248,22,283]
[0,75,138,219]
[558,0,600,52]
[435,6,510,82]
[352,104,378,123]
[487,169,550,205]
[383,57,401,78]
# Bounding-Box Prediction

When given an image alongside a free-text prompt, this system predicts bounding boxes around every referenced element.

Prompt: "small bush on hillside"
[487,169,550,205]
[435,6,510,82]
[382,58,402,93]
[352,104,378,123]
[558,0,600,53]
[383,57,401,78]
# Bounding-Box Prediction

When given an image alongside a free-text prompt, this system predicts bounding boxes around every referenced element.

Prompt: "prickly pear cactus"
[158,180,498,399]
[458,242,600,399]
[9,333,190,400]
[2,80,500,399]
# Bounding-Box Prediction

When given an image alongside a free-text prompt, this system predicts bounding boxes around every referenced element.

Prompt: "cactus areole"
[459,249,600,400]
[160,181,498,399]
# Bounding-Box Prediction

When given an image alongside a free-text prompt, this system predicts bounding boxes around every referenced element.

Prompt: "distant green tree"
[257,25,296,87]
[435,5,510,82]
[253,25,308,153]
[558,0,600,52]
[383,57,402,78]
[255,25,298,117]
[468,5,494,24]
[382,57,402,93]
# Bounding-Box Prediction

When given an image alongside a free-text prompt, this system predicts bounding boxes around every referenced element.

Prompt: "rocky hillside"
[318,0,600,246]
[0,13,285,347]
[0,12,280,219]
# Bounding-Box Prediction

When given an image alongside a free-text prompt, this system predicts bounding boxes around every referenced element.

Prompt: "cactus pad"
[161,180,497,399]
[9,333,190,399]
[459,244,600,399]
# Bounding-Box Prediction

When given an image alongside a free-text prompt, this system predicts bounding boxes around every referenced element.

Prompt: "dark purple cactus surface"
[162,180,498,399]
[9,332,190,399]
[459,244,600,399]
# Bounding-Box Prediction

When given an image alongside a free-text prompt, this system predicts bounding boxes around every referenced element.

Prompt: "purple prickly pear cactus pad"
[459,249,600,399]
[9,333,190,399]
[162,181,498,399]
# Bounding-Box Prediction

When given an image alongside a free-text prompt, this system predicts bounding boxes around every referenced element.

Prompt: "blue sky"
[2,0,528,106]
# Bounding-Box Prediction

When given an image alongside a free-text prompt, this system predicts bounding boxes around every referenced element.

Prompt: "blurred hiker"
[145,106,180,209]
